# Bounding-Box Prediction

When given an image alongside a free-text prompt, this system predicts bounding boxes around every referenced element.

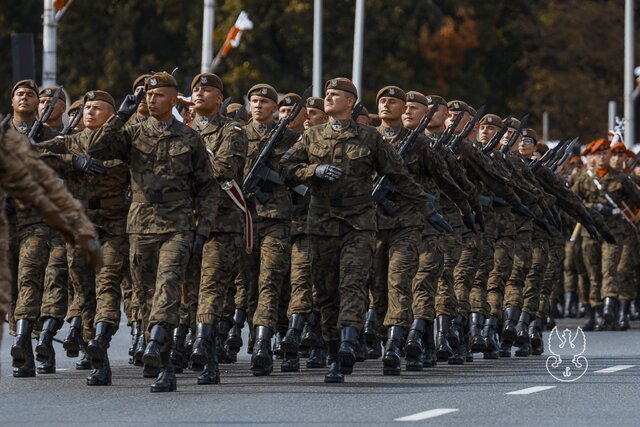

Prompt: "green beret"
[507,117,521,129]
[39,86,67,103]
[226,103,250,121]
[447,100,469,113]
[12,79,39,98]
[278,92,301,108]
[425,95,447,107]
[306,97,324,112]
[247,83,278,104]
[83,90,116,110]
[191,72,223,92]
[359,106,370,117]
[480,114,503,127]
[376,86,406,104]
[405,91,429,108]
[68,99,84,114]
[132,73,151,92]
[145,72,178,91]
[325,77,358,99]
[522,128,539,142]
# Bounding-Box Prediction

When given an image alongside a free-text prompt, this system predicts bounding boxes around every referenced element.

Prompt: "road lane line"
[506,386,556,395]
[594,365,635,374]
[395,408,459,422]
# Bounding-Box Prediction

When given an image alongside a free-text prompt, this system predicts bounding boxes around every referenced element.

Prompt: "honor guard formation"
[1,72,640,392]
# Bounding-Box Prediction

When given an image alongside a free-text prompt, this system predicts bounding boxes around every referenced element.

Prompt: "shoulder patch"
[233,125,242,133]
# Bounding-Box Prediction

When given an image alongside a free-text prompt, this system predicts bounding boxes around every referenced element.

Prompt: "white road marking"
[395,408,459,422]
[506,386,556,395]
[594,365,635,374]
[56,368,69,371]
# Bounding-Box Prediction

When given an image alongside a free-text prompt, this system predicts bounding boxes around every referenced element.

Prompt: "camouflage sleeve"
[191,134,219,237]
[87,114,134,162]
[444,150,481,213]
[538,167,589,219]
[425,149,472,215]
[622,176,640,208]
[212,123,247,182]
[372,131,434,216]
[279,133,316,186]
[36,134,78,175]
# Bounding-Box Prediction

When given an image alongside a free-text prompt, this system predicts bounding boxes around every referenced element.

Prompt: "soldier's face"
[356,114,370,125]
[280,105,306,130]
[304,107,328,129]
[594,149,612,168]
[479,124,499,145]
[446,111,468,133]
[501,127,516,146]
[134,86,149,116]
[377,97,404,121]
[402,102,427,130]
[146,87,177,120]
[192,85,222,114]
[69,110,85,131]
[610,152,626,170]
[11,88,38,114]
[250,95,277,123]
[518,137,536,157]
[38,97,66,121]
[83,100,114,130]
[324,89,355,117]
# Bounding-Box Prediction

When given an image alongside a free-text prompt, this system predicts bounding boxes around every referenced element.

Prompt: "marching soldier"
[38,86,67,133]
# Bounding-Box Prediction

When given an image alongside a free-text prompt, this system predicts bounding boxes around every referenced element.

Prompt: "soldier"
[68,99,86,133]
[38,86,67,133]
[304,97,328,130]
[280,77,434,383]
[87,71,218,392]
[242,83,297,376]
[279,93,307,133]
[225,102,251,126]
[127,74,151,125]
[188,72,247,385]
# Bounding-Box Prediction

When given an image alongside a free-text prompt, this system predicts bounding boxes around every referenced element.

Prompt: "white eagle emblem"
[545,326,588,383]
[150,78,158,86]
[201,76,208,85]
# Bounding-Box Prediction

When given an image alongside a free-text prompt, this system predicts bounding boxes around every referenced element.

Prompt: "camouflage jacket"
[244,121,298,221]
[39,128,131,235]
[280,120,432,237]
[87,115,218,236]
[192,114,247,234]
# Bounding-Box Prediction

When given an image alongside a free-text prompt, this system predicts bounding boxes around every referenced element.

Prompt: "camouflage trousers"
[470,210,497,318]
[411,232,444,321]
[436,232,462,317]
[196,232,243,325]
[0,216,10,331]
[539,237,563,319]
[250,219,291,331]
[453,231,482,320]
[581,235,602,308]
[287,233,313,316]
[179,252,201,328]
[503,229,533,313]
[7,210,18,335]
[66,243,96,342]
[14,224,68,326]
[120,274,137,326]
[563,237,590,305]
[311,229,375,342]
[94,232,128,327]
[522,235,549,315]
[617,223,638,302]
[370,226,420,330]
[130,231,192,348]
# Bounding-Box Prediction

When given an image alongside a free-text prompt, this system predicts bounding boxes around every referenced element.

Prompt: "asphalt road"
[1,317,639,426]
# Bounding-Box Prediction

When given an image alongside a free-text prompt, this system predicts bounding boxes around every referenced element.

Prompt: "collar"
[328,118,351,132]
[150,117,173,133]
[13,119,34,135]
[252,120,272,136]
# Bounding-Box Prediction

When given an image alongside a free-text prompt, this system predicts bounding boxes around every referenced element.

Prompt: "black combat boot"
[630,297,640,320]
[338,326,358,375]
[468,313,486,352]
[250,326,274,376]
[602,297,618,330]
[226,309,246,354]
[529,319,544,355]
[582,305,595,331]
[12,319,36,377]
[514,339,531,357]
[281,313,305,355]
[423,320,436,367]
[134,333,146,366]
[435,315,453,361]
[447,314,462,349]
[367,339,383,359]
[76,343,92,370]
[448,328,467,365]
[197,331,220,385]
[273,330,285,359]
[129,321,141,364]
[498,341,512,358]
[150,351,177,393]
[382,326,404,376]
[170,324,189,372]
[355,331,367,362]
[281,352,300,372]
[564,292,576,318]
[35,317,61,366]
[86,322,115,369]
[617,300,630,331]
[247,324,255,354]
[184,326,195,358]
[324,340,344,383]
[63,316,82,358]
[217,319,235,363]
[515,311,533,345]
[190,323,215,369]
[501,307,520,345]
[482,316,500,359]
[594,305,605,331]
[87,351,112,386]
[300,311,321,348]
[363,309,377,346]
[307,341,327,368]
[404,318,427,364]
[142,324,167,369]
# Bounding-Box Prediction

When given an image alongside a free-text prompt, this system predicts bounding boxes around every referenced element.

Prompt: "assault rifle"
[447,104,486,153]
[432,111,464,150]
[499,113,529,155]
[29,86,63,140]
[60,105,84,136]
[481,116,513,154]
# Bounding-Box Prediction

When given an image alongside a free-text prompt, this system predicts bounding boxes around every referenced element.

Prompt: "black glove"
[428,211,453,234]
[462,211,476,233]
[534,215,555,236]
[600,230,617,244]
[512,203,535,220]
[72,155,106,176]
[543,208,557,229]
[4,198,15,217]
[314,164,345,181]
[475,210,485,232]
[116,91,144,122]
[191,233,207,256]
[584,222,599,240]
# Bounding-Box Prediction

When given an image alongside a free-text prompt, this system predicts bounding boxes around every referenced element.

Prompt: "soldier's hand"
[72,155,106,176]
[462,211,476,233]
[600,230,617,244]
[475,210,485,232]
[512,203,535,220]
[534,215,555,236]
[78,235,103,272]
[543,208,557,228]
[191,233,207,256]
[314,164,345,182]
[116,91,144,122]
[428,211,453,234]
[584,222,600,240]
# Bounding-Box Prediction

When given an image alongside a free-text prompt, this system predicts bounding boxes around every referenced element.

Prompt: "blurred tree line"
[0,0,637,141]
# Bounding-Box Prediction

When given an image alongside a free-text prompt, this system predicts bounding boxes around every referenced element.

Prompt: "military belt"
[84,195,127,210]
[310,194,372,208]
[131,190,192,204]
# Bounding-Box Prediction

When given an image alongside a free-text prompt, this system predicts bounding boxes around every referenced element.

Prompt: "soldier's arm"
[462,144,522,206]
[443,151,481,213]
[212,122,247,181]
[87,115,134,162]
[280,133,315,186]
[537,167,587,218]
[424,147,472,215]
[192,135,219,238]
